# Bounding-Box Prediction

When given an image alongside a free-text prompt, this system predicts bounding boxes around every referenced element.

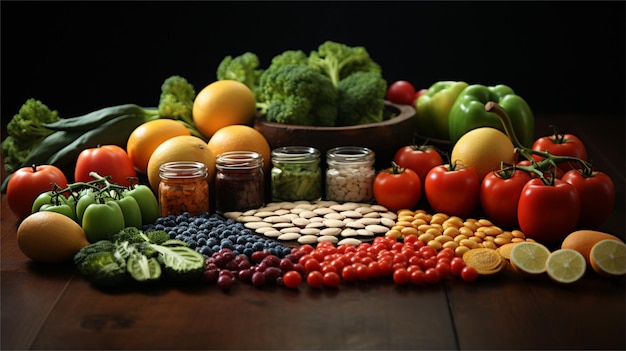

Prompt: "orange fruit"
[450,127,515,180]
[127,119,191,174]
[207,125,272,174]
[17,211,90,263]
[147,135,216,192]
[192,80,257,139]
[560,230,622,265]
[589,239,626,277]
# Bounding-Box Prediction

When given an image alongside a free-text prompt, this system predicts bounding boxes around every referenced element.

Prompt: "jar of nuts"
[325,146,375,202]
[158,161,209,217]
[215,151,265,214]
[271,146,322,202]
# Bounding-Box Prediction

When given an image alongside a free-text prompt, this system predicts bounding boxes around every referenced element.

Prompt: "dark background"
[1,1,625,120]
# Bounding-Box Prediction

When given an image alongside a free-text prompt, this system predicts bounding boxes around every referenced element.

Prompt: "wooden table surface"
[2,115,625,350]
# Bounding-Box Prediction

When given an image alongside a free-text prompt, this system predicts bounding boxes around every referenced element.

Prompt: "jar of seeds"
[325,146,375,202]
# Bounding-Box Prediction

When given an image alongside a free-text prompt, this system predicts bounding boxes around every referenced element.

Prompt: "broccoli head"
[145,230,171,245]
[111,227,146,245]
[216,52,264,96]
[1,98,60,173]
[257,64,338,126]
[309,41,382,87]
[158,75,195,120]
[336,71,388,126]
[73,241,128,287]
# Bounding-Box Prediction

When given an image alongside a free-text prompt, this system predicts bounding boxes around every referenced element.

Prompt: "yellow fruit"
[17,211,90,263]
[147,135,216,192]
[207,125,272,174]
[509,241,551,276]
[127,119,191,174]
[192,80,257,139]
[450,127,515,180]
[589,239,626,277]
[561,230,623,265]
[545,249,586,284]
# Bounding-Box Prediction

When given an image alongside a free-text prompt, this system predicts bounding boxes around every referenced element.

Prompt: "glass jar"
[158,161,209,217]
[215,151,265,214]
[326,146,376,202]
[271,146,322,201]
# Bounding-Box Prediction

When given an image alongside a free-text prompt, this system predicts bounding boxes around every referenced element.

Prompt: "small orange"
[192,80,257,139]
[127,119,191,174]
[207,125,272,174]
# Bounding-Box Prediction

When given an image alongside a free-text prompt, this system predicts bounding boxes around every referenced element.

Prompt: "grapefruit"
[127,119,191,174]
[207,125,272,174]
[147,135,216,192]
[17,211,90,263]
[451,127,516,180]
[192,80,257,139]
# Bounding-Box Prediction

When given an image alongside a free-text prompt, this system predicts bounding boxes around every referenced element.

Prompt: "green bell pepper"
[32,191,77,220]
[82,200,126,243]
[32,191,55,213]
[114,195,143,229]
[39,201,76,221]
[76,189,97,225]
[123,184,159,225]
[448,84,535,147]
[416,81,469,140]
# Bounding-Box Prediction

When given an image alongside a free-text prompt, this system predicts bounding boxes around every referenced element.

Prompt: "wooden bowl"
[254,101,418,169]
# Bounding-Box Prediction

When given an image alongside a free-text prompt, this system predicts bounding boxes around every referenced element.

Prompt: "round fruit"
[589,239,626,277]
[127,119,191,174]
[509,241,551,276]
[450,127,515,180]
[17,211,90,263]
[147,135,216,192]
[207,125,272,174]
[192,80,257,139]
[560,230,622,265]
[545,249,586,284]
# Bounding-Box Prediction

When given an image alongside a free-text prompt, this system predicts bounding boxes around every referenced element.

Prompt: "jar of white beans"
[325,146,375,202]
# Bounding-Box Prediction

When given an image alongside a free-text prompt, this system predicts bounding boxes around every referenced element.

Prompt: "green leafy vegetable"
[216,52,264,98]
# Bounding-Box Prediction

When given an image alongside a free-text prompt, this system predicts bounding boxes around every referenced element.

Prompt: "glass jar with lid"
[158,161,209,217]
[215,151,265,214]
[270,146,322,201]
[325,146,375,203]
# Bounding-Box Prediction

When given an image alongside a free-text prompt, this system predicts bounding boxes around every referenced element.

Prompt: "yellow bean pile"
[385,209,535,257]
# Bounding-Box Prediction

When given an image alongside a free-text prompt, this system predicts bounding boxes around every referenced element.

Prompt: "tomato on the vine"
[561,168,615,229]
[532,128,588,172]
[74,145,137,186]
[386,80,416,106]
[480,168,532,228]
[6,164,68,219]
[373,162,421,211]
[393,145,444,187]
[517,178,580,244]
[424,163,480,218]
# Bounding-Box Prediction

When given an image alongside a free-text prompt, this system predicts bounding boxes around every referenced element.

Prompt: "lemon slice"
[509,241,551,276]
[545,249,586,284]
[590,239,626,277]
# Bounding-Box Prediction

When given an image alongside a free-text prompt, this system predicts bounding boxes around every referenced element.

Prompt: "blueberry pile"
[143,212,292,259]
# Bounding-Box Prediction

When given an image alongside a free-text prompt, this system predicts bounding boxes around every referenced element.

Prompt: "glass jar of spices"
[215,151,265,214]
[326,146,375,202]
[158,161,209,217]
[271,146,322,202]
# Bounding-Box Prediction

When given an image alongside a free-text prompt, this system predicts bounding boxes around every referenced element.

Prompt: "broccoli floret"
[216,52,264,97]
[157,75,205,140]
[145,230,171,245]
[267,50,309,70]
[308,41,382,87]
[73,241,128,287]
[257,64,338,126]
[1,98,60,173]
[336,71,388,126]
[111,227,146,245]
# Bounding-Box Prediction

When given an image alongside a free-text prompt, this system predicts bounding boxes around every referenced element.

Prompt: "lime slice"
[590,239,626,277]
[546,249,586,284]
[509,241,551,276]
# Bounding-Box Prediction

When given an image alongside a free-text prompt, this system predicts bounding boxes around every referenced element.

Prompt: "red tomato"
[393,145,444,188]
[282,270,302,289]
[306,271,324,288]
[561,169,615,229]
[517,178,580,244]
[424,163,480,218]
[74,145,137,186]
[322,271,341,288]
[373,163,421,211]
[461,266,479,282]
[480,168,532,228]
[386,80,416,105]
[7,164,68,219]
[532,130,588,173]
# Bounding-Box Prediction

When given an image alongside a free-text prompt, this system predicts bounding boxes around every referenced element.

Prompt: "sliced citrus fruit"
[589,239,626,277]
[509,241,551,276]
[545,249,586,284]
